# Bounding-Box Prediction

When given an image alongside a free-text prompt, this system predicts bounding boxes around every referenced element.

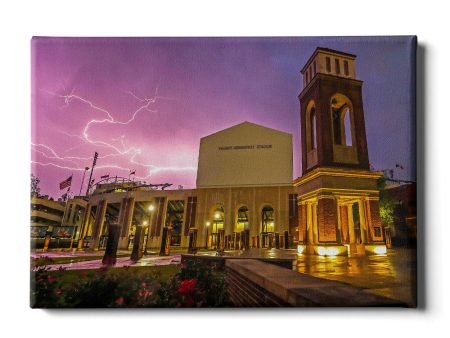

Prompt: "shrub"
[31,258,230,308]
[30,258,66,308]
[156,259,230,307]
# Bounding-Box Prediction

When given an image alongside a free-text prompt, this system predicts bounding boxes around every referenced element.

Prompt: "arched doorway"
[236,205,249,232]
[211,206,224,249]
[261,205,274,248]
[234,205,249,250]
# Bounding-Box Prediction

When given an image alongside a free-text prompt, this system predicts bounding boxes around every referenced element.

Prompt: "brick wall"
[226,267,290,307]
[317,198,338,242]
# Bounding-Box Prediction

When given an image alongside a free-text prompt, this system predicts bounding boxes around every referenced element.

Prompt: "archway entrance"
[236,206,249,232]
[234,205,249,250]
[261,205,274,248]
[165,200,185,247]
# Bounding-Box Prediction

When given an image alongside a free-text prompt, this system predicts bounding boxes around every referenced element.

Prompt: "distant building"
[385,182,417,246]
[30,195,65,239]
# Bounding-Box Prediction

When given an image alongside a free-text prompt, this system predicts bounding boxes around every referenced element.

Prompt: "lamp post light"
[143,204,155,255]
[205,221,211,249]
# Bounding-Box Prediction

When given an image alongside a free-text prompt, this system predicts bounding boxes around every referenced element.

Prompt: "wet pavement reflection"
[295,248,417,306]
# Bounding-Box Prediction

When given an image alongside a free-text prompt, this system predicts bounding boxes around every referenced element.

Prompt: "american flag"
[59,175,72,190]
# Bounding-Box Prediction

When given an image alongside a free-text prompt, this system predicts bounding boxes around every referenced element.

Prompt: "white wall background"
[0,1,447,337]
[197,122,293,187]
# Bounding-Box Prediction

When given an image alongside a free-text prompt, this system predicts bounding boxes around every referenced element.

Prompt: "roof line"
[301,47,357,73]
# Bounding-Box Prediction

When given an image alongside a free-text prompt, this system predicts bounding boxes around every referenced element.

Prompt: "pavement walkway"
[34,253,181,271]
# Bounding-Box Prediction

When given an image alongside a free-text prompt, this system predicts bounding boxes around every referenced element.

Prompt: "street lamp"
[205,221,211,249]
[143,204,155,254]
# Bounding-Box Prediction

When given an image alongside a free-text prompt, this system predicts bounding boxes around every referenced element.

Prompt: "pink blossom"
[115,297,124,306]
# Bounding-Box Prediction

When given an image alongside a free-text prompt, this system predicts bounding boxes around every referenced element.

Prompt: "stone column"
[340,205,349,243]
[217,229,225,253]
[118,197,135,250]
[102,223,120,265]
[298,203,307,244]
[306,203,314,244]
[317,197,338,243]
[357,199,367,244]
[159,226,172,256]
[90,199,107,249]
[312,203,319,243]
[249,208,259,244]
[347,204,356,244]
[131,224,144,261]
[77,203,91,249]
[188,228,198,254]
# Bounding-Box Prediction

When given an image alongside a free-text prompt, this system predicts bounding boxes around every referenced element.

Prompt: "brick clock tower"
[294,48,386,256]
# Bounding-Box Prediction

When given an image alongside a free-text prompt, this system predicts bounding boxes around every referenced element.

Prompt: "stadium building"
[44,48,389,256]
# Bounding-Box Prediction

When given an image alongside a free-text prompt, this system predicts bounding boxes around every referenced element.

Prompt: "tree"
[31,173,41,197]
[377,176,395,226]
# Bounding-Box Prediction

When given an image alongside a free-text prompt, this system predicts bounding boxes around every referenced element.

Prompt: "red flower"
[178,279,197,295]
[47,276,56,284]
[115,297,124,306]
[56,288,62,295]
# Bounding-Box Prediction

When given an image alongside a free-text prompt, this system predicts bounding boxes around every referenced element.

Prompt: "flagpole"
[85,152,98,196]
[61,175,72,226]
[66,173,72,201]
[79,167,89,196]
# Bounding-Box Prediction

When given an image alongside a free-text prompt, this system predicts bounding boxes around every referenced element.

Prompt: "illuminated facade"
[57,48,386,256]
[73,122,298,252]
[295,48,386,256]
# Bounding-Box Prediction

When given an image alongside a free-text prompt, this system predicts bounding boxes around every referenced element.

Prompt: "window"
[326,57,331,72]
[332,107,353,145]
[343,108,352,146]
[306,102,317,151]
[310,108,317,149]
[335,59,340,74]
[344,60,349,76]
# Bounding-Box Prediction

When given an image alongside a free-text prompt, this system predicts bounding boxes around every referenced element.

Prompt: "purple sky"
[31,37,416,198]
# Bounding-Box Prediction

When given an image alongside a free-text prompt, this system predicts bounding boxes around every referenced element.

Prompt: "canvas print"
[30,36,417,308]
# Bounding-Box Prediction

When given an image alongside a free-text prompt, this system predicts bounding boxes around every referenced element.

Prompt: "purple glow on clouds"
[31,37,416,198]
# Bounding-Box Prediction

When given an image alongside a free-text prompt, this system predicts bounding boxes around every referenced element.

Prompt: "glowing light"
[374,245,387,255]
[365,244,388,255]
[297,245,305,254]
[206,221,211,227]
[317,246,341,257]
[143,221,148,226]
[214,212,220,220]
[148,204,155,212]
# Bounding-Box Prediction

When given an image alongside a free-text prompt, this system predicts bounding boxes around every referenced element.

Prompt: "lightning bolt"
[33,86,196,193]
